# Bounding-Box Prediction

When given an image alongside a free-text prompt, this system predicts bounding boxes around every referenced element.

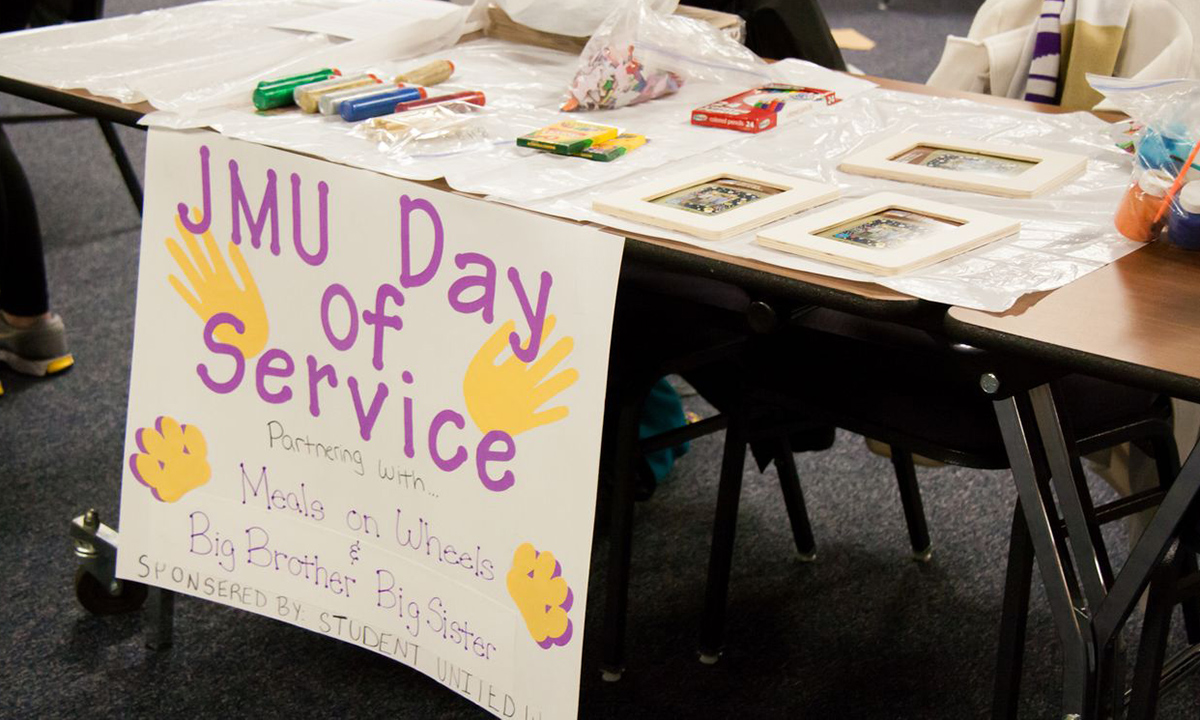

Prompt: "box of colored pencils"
[691,84,837,134]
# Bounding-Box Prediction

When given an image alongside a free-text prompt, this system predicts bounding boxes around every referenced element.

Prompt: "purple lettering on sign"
[305,355,338,418]
[401,371,415,459]
[348,376,389,441]
[229,161,280,255]
[321,284,358,352]
[198,312,245,394]
[399,195,443,289]
[447,252,497,323]
[476,430,516,492]
[363,283,405,371]
[429,409,467,472]
[255,348,295,404]
[177,144,212,234]
[507,268,553,363]
[291,174,330,266]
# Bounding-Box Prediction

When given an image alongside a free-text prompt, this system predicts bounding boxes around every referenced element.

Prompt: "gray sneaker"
[0,313,74,376]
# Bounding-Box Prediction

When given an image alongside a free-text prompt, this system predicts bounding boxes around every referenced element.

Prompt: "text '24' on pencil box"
[691,84,838,134]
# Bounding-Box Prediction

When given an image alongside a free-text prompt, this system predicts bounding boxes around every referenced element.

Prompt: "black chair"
[1,0,142,215]
[600,273,996,679]
[684,0,847,71]
[694,307,1197,717]
[597,261,839,679]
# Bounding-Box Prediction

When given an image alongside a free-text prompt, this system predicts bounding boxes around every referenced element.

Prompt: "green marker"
[252,69,338,111]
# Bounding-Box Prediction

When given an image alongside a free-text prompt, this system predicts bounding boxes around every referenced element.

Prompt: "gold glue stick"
[394,60,455,87]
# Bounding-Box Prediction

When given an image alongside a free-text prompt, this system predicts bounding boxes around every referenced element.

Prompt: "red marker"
[392,91,486,114]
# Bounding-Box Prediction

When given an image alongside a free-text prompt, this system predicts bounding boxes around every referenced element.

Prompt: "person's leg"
[0,126,72,376]
[0,126,50,320]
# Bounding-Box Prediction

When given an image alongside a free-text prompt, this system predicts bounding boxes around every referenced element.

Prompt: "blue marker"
[339,86,427,122]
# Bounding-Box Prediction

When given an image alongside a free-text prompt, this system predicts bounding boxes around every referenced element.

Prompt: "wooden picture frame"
[592,163,841,240]
[838,133,1087,198]
[755,192,1020,275]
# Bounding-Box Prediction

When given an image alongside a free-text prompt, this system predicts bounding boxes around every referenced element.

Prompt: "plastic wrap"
[7,7,1127,311]
[0,0,473,115]
[143,40,875,200]
[351,101,501,158]
[561,0,764,112]
[525,88,1143,312]
[137,38,1123,311]
[1090,75,1200,250]
[494,0,678,37]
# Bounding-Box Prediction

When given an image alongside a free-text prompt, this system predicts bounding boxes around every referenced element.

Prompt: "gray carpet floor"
[2,0,1198,718]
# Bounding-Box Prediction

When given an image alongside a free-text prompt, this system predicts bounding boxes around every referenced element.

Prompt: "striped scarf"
[1020,0,1135,109]
[1024,0,1065,103]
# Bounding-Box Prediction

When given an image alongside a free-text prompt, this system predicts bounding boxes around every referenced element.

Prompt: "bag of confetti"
[561,0,764,112]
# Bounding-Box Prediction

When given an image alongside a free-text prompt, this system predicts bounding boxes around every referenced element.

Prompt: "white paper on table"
[271,0,463,40]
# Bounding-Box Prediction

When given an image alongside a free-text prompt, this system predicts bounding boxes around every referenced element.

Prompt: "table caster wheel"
[75,567,148,615]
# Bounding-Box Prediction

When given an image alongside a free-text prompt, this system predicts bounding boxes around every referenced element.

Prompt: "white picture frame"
[838,133,1087,198]
[592,163,841,240]
[755,192,1021,276]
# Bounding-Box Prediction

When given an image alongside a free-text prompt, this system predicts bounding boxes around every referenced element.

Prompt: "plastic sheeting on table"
[141,41,875,207]
[524,89,1143,312]
[0,4,1139,312]
[495,0,678,38]
[0,0,474,115]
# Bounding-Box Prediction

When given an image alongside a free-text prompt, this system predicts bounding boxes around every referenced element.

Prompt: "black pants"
[0,0,50,317]
[0,126,48,317]
[1,1,37,33]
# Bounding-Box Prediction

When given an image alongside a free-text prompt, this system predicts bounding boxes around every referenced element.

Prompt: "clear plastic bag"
[350,101,499,158]
[1090,75,1200,248]
[495,0,678,37]
[561,0,766,112]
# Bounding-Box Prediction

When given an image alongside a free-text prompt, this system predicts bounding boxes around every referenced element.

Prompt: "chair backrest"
[742,0,846,71]
[676,0,847,70]
[24,0,102,27]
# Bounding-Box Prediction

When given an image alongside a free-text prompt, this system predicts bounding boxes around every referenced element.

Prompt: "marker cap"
[1138,168,1175,197]
[252,68,338,110]
[1178,181,1200,215]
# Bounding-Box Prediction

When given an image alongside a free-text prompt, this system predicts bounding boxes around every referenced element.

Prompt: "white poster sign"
[116,129,623,719]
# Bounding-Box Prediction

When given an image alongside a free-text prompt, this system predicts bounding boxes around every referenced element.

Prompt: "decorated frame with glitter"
[838,133,1088,198]
[755,192,1021,275]
[592,163,841,241]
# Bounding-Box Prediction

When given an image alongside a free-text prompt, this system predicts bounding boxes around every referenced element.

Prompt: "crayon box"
[691,84,838,133]
[516,120,619,155]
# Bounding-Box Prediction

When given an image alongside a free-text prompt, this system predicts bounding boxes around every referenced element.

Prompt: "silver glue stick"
[294,73,381,113]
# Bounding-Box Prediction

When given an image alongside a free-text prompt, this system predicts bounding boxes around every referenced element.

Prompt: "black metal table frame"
[948,316,1200,719]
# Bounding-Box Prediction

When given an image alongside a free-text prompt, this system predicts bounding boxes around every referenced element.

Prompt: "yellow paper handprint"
[129,416,211,503]
[463,315,578,436]
[506,542,574,648]
[167,209,269,359]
